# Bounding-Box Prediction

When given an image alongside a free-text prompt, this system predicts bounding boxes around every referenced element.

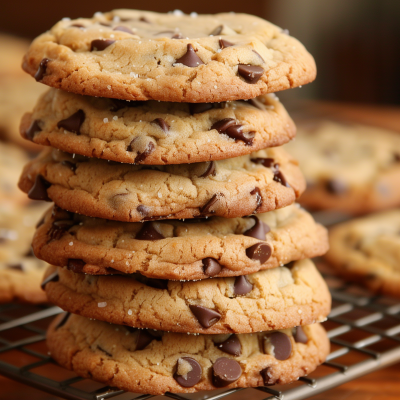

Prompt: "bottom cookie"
[47,313,329,395]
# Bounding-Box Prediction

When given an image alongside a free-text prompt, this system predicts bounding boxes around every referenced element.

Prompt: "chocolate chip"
[136,222,164,240]
[70,24,85,28]
[225,125,255,145]
[202,258,222,277]
[34,58,50,82]
[172,33,184,39]
[250,187,263,211]
[260,368,274,386]
[326,179,347,195]
[91,39,116,51]
[113,26,134,34]
[57,109,85,135]
[67,259,86,273]
[210,118,236,133]
[174,357,202,388]
[252,50,265,63]
[189,103,214,114]
[217,335,241,356]
[252,158,290,187]
[274,170,290,188]
[246,243,271,263]
[210,25,224,35]
[219,39,234,49]
[200,194,221,216]
[251,157,275,168]
[238,64,264,84]
[264,332,292,360]
[25,120,41,141]
[139,16,150,23]
[28,175,51,202]
[145,278,168,290]
[41,270,59,290]
[199,161,216,178]
[153,118,169,132]
[52,206,73,221]
[244,216,270,240]
[233,275,253,296]
[55,312,70,330]
[48,217,74,241]
[189,305,221,328]
[133,141,156,164]
[97,345,112,357]
[7,264,23,271]
[137,205,151,217]
[293,326,308,344]
[136,330,157,350]
[175,44,204,67]
[212,357,242,387]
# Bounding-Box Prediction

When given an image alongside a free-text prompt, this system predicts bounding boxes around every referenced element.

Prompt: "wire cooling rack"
[1,266,400,400]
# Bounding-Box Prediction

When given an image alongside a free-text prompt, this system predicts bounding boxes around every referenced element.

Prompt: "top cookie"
[22,10,316,102]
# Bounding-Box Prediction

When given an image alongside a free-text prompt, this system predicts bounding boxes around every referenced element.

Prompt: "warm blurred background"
[1,0,400,105]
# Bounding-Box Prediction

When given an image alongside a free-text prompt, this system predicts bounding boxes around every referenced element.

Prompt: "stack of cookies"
[18,9,331,394]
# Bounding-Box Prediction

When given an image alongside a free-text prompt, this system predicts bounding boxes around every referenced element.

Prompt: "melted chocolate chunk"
[217,335,241,356]
[139,16,151,23]
[238,64,264,84]
[189,305,221,328]
[219,39,234,49]
[174,357,202,388]
[175,44,204,67]
[212,357,242,387]
[210,118,236,133]
[70,24,85,28]
[145,278,168,290]
[243,216,270,240]
[34,58,50,82]
[199,161,216,178]
[48,219,74,241]
[110,99,144,111]
[264,332,292,360]
[41,270,59,290]
[25,120,42,141]
[246,243,271,263]
[28,175,51,202]
[7,264,23,271]
[135,222,164,240]
[250,187,263,211]
[210,25,224,35]
[136,330,158,350]
[251,157,275,168]
[153,118,170,132]
[233,275,253,296]
[113,26,135,34]
[274,170,290,188]
[55,312,70,330]
[67,259,86,273]
[202,258,222,277]
[325,179,347,195]
[225,125,255,145]
[252,158,290,187]
[200,194,220,216]
[52,206,73,221]
[293,326,308,344]
[57,110,85,135]
[260,368,274,386]
[90,39,116,51]
[61,161,77,172]
[189,103,214,114]
[137,205,151,217]
[132,141,156,164]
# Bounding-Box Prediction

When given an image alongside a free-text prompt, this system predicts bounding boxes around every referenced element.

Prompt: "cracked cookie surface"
[47,313,329,395]
[34,204,328,280]
[19,147,305,222]
[43,259,331,334]
[0,203,49,303]
[22,10,316,102]
[285,120,400,215]
[325,210,400,298]
[21,88,295,165]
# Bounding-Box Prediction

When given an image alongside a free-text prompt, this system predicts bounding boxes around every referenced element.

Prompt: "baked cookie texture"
[21,89,295,165]
[285,120,400,215]
[22,10,316,103]
[325,210,400,297]
[43,259,331,334]
[47,313,329,395]
[33,204,328,280]
[0,203,49,303]
[19,147,305,221]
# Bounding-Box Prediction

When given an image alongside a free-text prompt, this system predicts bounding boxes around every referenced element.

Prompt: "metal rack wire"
[1,267,400,400]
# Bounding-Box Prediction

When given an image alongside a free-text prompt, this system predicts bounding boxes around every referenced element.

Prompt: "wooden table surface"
[1,101,400,399]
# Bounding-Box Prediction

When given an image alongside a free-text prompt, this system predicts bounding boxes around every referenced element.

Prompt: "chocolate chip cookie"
[22,10,316,103]
[285,120,400,215]
[47,313,329,394]
[19,147,305,222]
[21,88,295,165]
[0,203,49,303]
[42,259,331,334]
[325,209,400,297]
[33,204,328,280]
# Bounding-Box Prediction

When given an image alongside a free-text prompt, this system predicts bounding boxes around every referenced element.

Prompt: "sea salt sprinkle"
[98,302,107,308]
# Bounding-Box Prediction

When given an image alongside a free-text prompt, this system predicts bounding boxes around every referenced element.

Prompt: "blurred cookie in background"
[0,34,45,152]
[285,120,400,215]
